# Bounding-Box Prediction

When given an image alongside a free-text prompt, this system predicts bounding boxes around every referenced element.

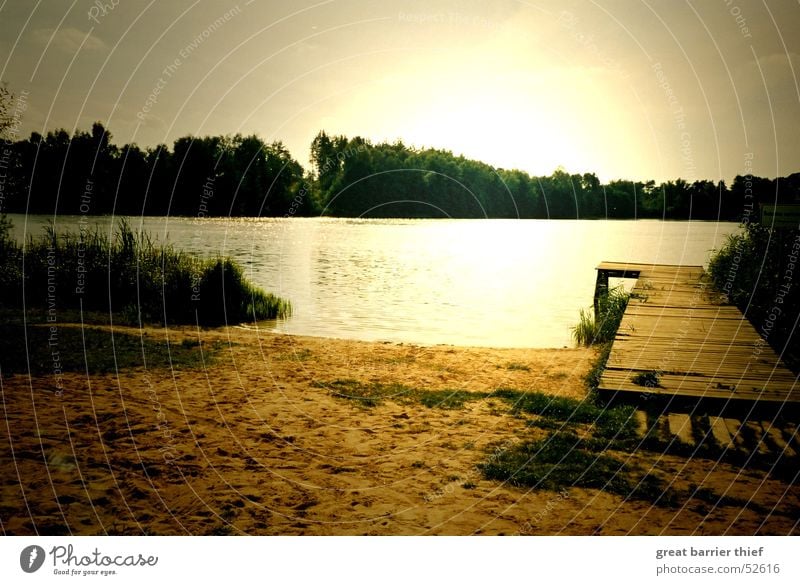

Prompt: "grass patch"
[316,381,638,442]
[478,431,677,505]
[181,338,200,349]
[418,389,483,409]
[491,388,638,442]
[273,348,313,362]
[585,343,612,391]
[0,219,291,325]
[479,432,623,491]
[311,379,415,408]
[314,379,486,409]
[0,324,219,375]
[525,418,576,432]
[506,362,530,372]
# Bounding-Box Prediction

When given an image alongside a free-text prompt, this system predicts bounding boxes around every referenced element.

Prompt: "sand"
[1,325,798,535]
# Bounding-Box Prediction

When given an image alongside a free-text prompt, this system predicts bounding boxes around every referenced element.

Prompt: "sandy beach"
[1,324,797,536]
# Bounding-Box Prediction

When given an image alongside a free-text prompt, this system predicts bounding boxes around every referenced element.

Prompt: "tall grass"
[572,286,630,346]
[708,222,800,371]
[0,218,291,325]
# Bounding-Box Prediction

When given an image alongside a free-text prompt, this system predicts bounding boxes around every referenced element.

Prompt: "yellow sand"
[1,325,797,535]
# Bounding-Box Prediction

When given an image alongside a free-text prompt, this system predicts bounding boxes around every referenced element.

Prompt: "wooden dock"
[596,262,799,404]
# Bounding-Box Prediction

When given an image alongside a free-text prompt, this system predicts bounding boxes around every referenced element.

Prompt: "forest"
[1,123,799,220]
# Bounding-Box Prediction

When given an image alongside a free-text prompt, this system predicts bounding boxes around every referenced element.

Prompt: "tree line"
[2,122,799,220]
[0,123,313,217]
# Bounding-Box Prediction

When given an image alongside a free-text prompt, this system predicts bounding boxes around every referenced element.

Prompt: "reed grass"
[572,286,630,346]
[0,218,291,325]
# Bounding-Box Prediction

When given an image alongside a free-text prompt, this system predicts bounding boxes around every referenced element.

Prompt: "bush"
[0,218,291,325]
[708,222,800,371]
[196,258,291,324]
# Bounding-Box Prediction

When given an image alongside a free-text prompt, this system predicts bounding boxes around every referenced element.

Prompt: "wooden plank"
[601,370,797,393]
[599,374,798,402]
[608,347,778,359]
[596,262,700,272]
[605,356,789,372]
[604,359,797,381]
[624,309,743,318]
[595,261,799,404]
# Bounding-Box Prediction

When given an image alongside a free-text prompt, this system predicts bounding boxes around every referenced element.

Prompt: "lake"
[8,215,741,348]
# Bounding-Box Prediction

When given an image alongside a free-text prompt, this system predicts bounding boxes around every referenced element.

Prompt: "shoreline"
[1,325,797,535]
[5,212,745,222]
[237,324,577,352]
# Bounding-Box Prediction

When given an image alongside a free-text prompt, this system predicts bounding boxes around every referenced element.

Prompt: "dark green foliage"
[479,432,622,491]
[311,379,417,408]
[492,388,638,441]
[0,123,308,217]
[0,214,20,289]
[0,82,13,137]
[592,404,640,442]
[572,287,629,394]
[494,388,591,419]
[418,389,482,409]
[631,370,662,388]
[2,112,797,219]
[708,223,800,370]
[314,379,486,410]
[572,286,630,346]
[587,288,630,344]
[0,220,290,325]
[585,343,612,391]
[505,362,530,371]
[317,378,639,441]
[194,258,291,324]
[308,133,800,220]
[0,324,218,375]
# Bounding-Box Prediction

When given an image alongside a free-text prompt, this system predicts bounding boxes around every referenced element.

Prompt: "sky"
[1,0,799,183]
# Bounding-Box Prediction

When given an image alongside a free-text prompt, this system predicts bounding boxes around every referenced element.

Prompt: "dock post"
[594,269,608,315]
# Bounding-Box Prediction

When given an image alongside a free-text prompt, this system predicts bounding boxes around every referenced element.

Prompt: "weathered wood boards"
[596,262,799,404]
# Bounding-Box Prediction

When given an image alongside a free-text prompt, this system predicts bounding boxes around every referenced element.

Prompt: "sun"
[317,47,641,181]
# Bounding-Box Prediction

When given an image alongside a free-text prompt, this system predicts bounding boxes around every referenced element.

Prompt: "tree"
[115,143,149,215]
[0,82,13,139]
[0,114,792,220]
[1,85,20,218]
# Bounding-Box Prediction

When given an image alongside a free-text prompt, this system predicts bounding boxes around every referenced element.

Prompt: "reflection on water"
[10,216,740,348]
